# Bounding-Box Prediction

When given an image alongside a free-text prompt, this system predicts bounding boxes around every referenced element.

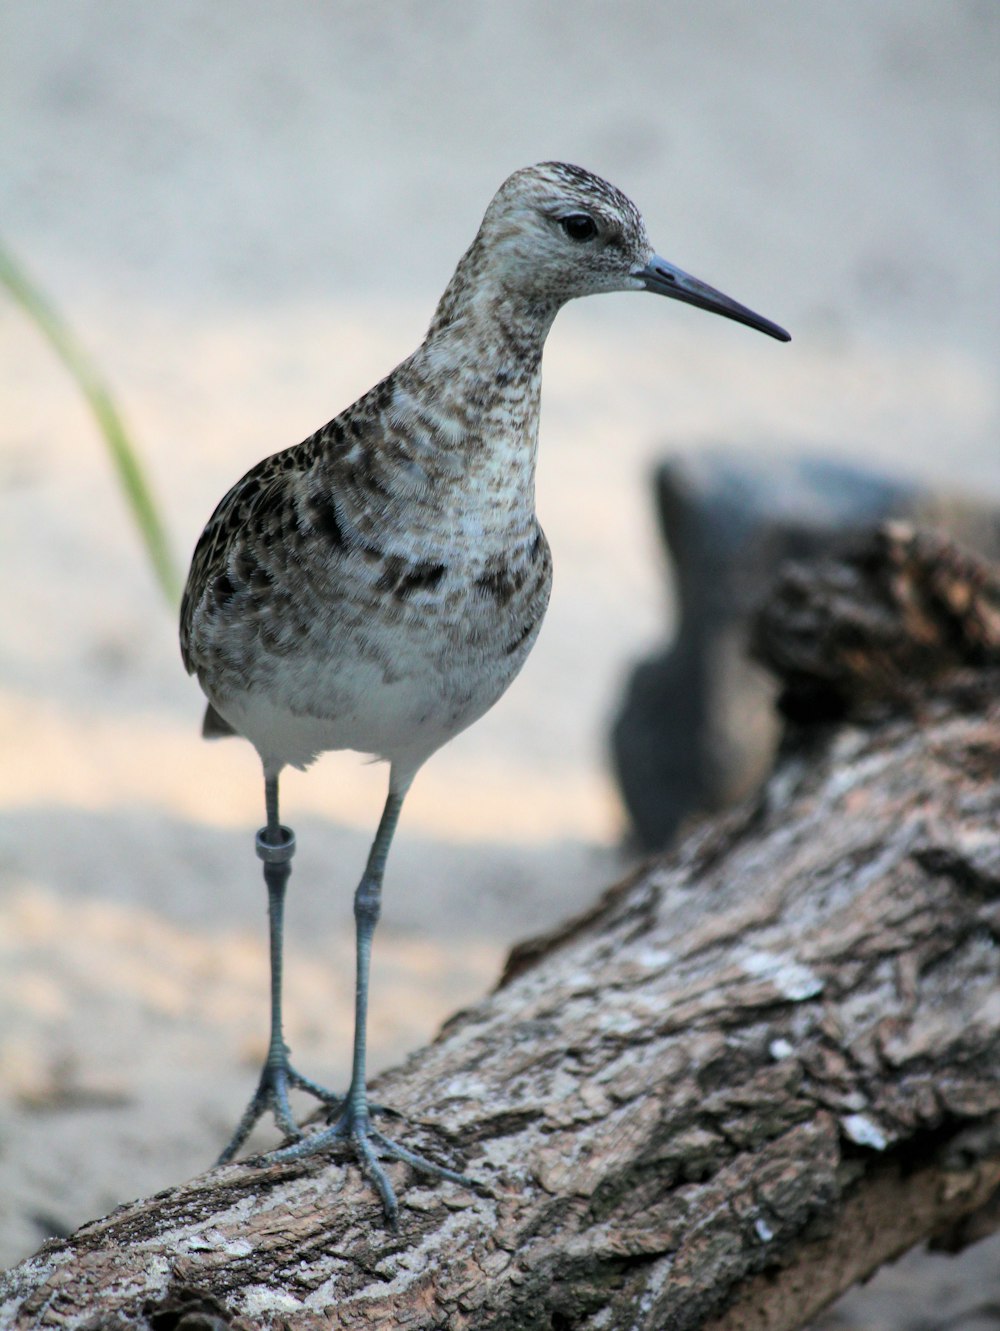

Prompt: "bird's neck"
[427,232,563,352]
[395,271,563,497]
[364,242,569,532]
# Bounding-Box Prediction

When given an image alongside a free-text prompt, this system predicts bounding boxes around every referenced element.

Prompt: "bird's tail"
[202,702,237,739]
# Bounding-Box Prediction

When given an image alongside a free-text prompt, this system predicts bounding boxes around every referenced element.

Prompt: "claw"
[216,1060,342,1165]
[265,1101,475,1226]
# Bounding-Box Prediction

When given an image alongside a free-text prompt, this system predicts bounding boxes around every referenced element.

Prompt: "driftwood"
[2,525,999,1330]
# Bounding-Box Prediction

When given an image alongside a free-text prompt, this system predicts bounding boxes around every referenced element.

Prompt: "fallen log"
[2,525,999,1330]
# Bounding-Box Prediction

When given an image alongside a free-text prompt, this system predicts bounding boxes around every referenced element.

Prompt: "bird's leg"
[216,773,340,1165]
[270,776,474,1227]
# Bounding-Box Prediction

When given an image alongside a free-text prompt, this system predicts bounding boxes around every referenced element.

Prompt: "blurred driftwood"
[2,526,999,1331]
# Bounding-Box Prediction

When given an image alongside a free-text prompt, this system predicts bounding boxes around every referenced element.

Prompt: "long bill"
[635,255,791,342]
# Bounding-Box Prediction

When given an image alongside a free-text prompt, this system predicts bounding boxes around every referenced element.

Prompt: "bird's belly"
[211,576,549,775]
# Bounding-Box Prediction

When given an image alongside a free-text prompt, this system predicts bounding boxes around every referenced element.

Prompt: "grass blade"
[0,240,182,608]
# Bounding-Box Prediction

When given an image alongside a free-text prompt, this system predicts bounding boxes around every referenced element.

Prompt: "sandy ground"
[1,1,999,1320]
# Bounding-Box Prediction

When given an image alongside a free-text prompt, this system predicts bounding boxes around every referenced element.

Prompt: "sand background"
[1,2,998,1320]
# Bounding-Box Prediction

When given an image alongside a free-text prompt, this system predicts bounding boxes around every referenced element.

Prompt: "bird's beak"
[635,254,790,342]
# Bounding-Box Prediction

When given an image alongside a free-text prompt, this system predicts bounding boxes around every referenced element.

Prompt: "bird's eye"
[559,213,598,243]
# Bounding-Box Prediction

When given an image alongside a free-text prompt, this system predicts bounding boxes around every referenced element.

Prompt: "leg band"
[256,825,296,864]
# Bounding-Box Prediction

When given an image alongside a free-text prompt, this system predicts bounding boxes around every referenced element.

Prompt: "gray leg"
[271,774,474,1227]
[344,783,401,1123]
[217,773,340,1164]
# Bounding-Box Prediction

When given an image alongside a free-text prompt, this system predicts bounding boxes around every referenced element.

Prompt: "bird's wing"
[179,453,301,675]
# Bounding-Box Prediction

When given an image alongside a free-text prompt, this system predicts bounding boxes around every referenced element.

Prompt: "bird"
[179,161,790,1226]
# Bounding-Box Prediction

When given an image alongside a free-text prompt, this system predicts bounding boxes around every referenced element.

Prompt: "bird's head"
[463,161,789,342]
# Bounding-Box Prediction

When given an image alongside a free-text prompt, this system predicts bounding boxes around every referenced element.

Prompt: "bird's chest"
[368,508,552,665]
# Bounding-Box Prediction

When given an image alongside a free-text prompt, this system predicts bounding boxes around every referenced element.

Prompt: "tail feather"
[202,702,237,739]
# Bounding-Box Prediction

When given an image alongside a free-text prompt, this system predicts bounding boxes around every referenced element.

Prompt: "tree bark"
[2,526,999,1331]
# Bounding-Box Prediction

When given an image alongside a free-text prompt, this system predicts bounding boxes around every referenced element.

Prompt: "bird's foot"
[217,1059,341,1165]
[267,1097,475,1228]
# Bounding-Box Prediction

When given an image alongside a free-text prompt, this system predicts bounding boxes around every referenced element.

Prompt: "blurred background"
[1,2,998,1320]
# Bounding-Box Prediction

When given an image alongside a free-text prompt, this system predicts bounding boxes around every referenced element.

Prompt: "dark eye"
[559,213,598,243]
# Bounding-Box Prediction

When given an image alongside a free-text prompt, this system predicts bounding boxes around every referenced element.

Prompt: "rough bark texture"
[2,526,999,1330]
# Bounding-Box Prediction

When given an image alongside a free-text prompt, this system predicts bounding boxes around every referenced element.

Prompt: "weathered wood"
[2,526,998,1330]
